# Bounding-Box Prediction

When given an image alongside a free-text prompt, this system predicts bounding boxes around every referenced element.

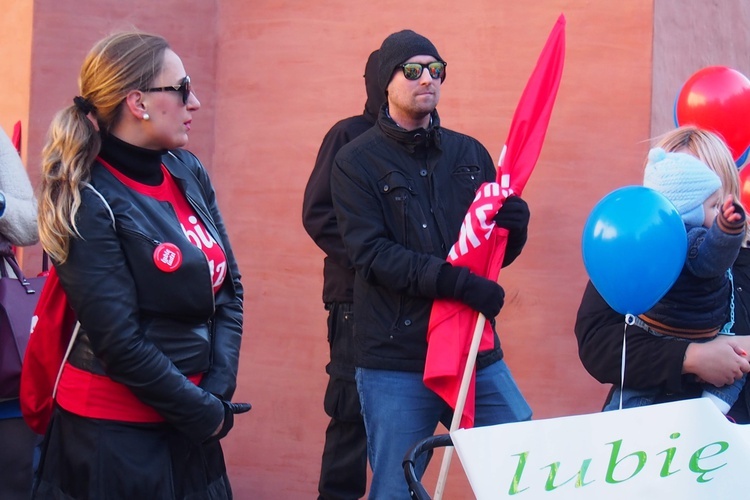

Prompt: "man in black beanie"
[303,49,383,500]
[331,30,533,498]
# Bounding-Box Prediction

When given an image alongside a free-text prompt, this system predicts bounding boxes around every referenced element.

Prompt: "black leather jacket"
[57,149,243,442]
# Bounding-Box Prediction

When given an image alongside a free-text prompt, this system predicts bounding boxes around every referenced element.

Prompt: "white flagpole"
[433,312,486,500]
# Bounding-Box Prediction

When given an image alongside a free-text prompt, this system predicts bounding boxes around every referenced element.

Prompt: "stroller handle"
[402,434,454,500]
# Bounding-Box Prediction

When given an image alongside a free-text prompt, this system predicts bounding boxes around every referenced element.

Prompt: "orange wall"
[9,1,750,498]
[0,1,33,141]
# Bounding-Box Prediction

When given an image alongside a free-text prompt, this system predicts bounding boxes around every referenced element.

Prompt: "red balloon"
[675,66,750,163]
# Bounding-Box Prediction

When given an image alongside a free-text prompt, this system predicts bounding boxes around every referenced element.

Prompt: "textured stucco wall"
[0,1,33,141]
[652,0,750,140]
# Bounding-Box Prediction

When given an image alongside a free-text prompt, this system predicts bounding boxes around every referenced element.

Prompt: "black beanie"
[378,30,444,95]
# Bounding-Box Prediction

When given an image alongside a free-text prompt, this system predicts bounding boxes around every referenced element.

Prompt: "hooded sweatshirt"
[302,50,385,303]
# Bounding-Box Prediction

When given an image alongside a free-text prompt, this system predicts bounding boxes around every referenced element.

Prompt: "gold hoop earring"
[143,113,150,121]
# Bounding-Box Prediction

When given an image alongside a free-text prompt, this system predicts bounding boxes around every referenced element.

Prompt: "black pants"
[0,415,39,500]
[319,303,367,500]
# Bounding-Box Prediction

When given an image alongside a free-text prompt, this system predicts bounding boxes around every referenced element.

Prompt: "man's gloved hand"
[494,196,530,232]
[436,264,505,318]
[212,401,252,441]
[458,272,505,318]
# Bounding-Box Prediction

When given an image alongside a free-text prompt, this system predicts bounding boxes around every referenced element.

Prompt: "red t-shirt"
[102,161,227,293]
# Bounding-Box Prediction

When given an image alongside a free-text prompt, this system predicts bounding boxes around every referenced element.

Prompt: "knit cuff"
[718,202,746,235]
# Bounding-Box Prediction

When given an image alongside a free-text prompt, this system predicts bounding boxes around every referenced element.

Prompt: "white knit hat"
[643,147,722,226]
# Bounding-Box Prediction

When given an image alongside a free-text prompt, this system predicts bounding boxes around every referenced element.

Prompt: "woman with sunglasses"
[32,31,247,499]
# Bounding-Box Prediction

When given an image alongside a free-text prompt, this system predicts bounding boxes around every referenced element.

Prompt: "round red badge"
[153,242,182,272]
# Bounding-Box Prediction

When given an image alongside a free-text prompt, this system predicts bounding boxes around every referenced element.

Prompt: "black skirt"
[32,407,232,499]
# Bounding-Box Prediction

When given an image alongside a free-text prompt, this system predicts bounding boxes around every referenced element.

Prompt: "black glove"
[494,196,530,232]
[459,272,505,318]
[212,401,252,441]
[436,264,504,318]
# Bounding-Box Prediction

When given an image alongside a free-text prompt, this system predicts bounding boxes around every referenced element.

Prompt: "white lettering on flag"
[448,182,506,262]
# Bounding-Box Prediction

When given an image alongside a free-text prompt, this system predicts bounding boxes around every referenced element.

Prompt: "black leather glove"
[436,264,505,318]
[213,401,252,441]
[494,196,530,232]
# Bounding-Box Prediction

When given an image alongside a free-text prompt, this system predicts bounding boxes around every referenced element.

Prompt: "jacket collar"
[378,106,442,153]
[161,151,225,255]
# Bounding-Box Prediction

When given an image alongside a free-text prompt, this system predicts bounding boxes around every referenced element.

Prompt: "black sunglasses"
[398,61,447,82]
[144,75,192,105]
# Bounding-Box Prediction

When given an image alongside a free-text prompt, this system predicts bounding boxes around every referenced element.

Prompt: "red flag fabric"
[424,14,566,428]
[11,121,21,154]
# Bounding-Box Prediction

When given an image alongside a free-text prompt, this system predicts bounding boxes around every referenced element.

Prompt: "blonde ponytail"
[38,105,100,262]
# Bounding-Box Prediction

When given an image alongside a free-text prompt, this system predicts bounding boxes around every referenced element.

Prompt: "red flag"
[11,121,21,154]
[424,14,566,428]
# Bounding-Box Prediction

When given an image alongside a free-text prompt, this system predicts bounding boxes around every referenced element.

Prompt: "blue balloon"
[581,186,687,315]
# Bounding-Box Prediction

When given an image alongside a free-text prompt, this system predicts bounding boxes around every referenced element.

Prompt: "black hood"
[364,50,385,122]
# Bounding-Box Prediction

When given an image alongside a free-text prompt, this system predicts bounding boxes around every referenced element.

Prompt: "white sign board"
[450,398,750,499]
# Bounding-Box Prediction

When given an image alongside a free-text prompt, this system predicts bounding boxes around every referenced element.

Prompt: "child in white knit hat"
[606,147,746,414]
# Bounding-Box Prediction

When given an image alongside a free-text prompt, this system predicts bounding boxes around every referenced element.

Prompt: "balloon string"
[620,314,635,410]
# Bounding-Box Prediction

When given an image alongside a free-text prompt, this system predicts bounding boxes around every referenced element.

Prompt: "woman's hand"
[209,401,252,440]
[683,335,750,387]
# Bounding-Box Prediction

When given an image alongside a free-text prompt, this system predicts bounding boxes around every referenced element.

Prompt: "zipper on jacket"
[119,226,161,247]
[426,158,451,254]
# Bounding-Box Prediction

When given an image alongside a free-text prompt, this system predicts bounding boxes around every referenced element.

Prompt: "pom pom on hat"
[378,30,444,95]
[643,147,722,226]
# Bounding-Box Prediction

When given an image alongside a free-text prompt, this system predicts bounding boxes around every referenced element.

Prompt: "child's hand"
[722,196,742,223]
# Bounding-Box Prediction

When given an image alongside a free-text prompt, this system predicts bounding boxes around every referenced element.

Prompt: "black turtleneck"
[98,134,166,186]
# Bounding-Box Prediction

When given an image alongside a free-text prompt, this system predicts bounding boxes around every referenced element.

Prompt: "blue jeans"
[605,375,747,412]
[703,374,747,408]
[356,360,532,499]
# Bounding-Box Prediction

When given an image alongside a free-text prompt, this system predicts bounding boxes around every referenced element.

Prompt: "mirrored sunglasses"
[399,62,447,82]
